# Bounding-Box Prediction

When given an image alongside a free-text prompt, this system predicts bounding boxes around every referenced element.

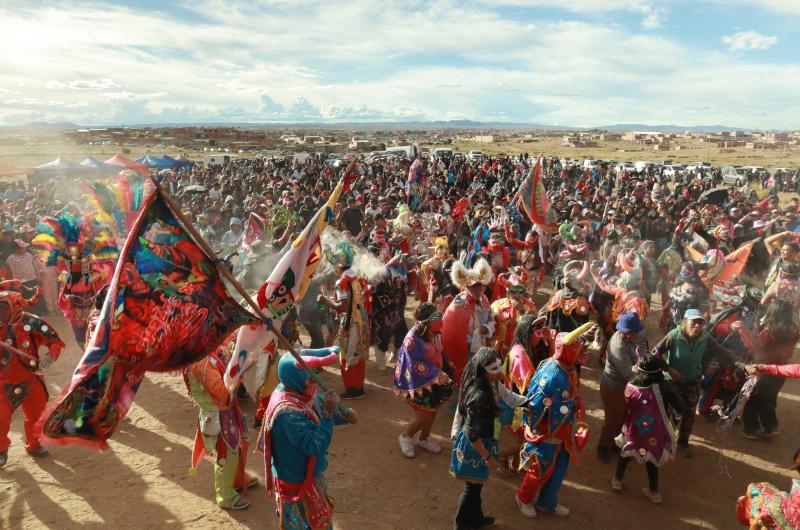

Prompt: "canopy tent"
[136,154,173,169]
[0,163,30,178]
[80,156,123,178]
[31,157,87,178]
[160,154,183,168]
[105,154,148,177]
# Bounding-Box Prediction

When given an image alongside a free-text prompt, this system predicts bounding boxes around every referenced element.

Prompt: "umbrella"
[181,185,208,194]
[700,188,729,206]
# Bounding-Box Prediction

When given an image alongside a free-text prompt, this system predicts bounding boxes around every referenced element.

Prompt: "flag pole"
[150,177,351,410]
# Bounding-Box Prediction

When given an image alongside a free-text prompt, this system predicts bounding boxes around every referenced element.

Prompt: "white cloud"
[102,91,167,100]
[722,30,778,51]
[0,1,796,128]
[46,78,120,90]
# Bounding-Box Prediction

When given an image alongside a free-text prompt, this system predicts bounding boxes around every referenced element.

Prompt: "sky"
[1,0,799,129]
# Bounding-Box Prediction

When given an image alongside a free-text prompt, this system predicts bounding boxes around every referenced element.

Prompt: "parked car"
[721,166,748,186]
[467,150,483,161]
[663,164,686,179]
[615,162,635,175]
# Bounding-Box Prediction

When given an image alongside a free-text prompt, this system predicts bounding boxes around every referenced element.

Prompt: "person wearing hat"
[597,311,646,464]
[220,217,244,256]
[653,308,733,457]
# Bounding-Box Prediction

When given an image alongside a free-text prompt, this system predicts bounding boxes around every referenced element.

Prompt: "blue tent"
[160,154,181,168]
[136,154,173,169]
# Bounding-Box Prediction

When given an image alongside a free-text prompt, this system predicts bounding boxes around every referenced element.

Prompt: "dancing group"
[0,152,799,529]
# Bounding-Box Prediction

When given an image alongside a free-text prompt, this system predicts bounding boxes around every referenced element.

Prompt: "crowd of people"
[0,150,798,529]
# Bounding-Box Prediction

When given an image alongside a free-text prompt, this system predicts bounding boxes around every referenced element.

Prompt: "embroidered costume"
[0,282,64,462]
[261,348,349,530]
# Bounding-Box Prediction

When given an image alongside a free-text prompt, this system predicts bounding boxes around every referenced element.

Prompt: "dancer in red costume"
[441,258,494,385]
[0,281,64,467]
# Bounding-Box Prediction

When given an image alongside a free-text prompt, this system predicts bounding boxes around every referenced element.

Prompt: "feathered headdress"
[87,170,154,243]
[324,241,354,268]
[450,258,493,290]
[32,214,119,268]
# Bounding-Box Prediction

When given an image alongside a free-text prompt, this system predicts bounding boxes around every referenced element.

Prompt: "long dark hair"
[512,315,537,353]
[458,347,501,417]
[762,299,799,343]
[414,302,439,339]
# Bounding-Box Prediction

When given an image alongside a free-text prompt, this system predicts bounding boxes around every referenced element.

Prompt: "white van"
[431,147,454,159]
[386,145,418,158]
[203,154,231,166]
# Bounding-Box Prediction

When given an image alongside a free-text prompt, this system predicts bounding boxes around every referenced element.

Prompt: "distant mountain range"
[598,123,749,132]
[5,120,759,132]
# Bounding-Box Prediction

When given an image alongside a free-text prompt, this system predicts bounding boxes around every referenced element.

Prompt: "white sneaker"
[552,505,570,517]
[516,495,538,518]
[415,438,442,454]
[398,435,416,458]
[611,477,623,491]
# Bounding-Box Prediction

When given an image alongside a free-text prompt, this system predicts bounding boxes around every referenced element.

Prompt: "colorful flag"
[241,211,267,252]
[517,157,557,231]
[40,191,260,449]
[406,158,424,210]
[224,178,345,394]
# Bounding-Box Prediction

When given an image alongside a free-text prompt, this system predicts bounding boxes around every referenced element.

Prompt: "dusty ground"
[1,294,799,529]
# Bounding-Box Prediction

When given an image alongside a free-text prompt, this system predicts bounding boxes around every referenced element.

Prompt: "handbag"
[573,421,590,452]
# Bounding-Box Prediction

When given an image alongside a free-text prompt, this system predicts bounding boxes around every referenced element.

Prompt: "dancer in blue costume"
[261,347,358,530]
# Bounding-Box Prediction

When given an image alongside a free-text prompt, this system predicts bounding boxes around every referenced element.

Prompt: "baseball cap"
[683,309,705,321]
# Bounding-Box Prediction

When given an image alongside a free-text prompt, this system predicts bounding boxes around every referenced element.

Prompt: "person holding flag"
[222,162,357,403]
[261,348,358,529]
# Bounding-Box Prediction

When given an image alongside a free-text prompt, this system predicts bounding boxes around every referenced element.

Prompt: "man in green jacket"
[654,309,732,457]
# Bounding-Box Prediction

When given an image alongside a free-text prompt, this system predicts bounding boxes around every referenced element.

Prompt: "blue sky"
[1,0,799,128]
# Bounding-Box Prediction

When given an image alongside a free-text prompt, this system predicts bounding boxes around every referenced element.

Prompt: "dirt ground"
[1,296,798,530]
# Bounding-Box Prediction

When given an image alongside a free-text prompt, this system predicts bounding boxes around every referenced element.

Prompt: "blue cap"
[616,312,644,333]
[683,308,705,321]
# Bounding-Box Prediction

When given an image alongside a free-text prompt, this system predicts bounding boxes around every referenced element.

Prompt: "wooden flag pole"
[151,177,349,408]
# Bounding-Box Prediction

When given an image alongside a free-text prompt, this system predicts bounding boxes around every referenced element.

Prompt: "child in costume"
[612,351,685,504]
[516,322,596,519]
[395,303,454,458]
[261,349,357,530]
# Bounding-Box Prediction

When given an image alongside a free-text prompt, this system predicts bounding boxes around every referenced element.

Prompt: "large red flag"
[518,157,557,230]
[40,190,260,449]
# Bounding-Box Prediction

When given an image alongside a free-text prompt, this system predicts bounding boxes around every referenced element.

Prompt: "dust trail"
[321,228,388,282]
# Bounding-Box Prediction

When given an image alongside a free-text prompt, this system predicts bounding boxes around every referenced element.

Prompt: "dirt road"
[1,308,798,529]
